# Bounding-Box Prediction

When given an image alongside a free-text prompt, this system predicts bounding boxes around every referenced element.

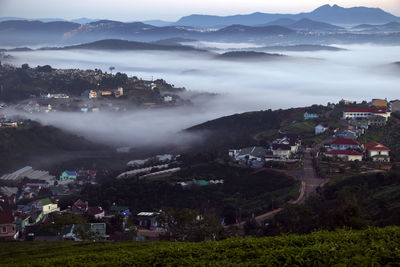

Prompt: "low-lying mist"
[6,44,400,148]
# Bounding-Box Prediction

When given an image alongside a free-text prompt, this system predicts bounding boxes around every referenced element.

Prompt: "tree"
[158,208,225,242]
[109,66,115,73]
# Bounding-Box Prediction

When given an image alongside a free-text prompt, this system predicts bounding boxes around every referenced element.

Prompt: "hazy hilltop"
[42,39,207,52]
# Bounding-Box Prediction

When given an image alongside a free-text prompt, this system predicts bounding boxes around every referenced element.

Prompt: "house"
[271,143,292,158]
[371,99,388,108]
[229,146,266,162]
[325,150,363,161]
[137,212,160,230]
[59,171,77,181]
[35,198,60,215]
[88,206,105,220]
[0,201,17,240]
[330,137,360,151]
[304,112,318,120]
[276,133,301,153]
[343,107,391,120]
[315,124,328,135]
[364,142,390,162]
[0,210,17,240]
[71,199,88,213]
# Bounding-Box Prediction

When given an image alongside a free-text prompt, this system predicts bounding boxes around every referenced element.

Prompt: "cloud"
[5,44,400,148]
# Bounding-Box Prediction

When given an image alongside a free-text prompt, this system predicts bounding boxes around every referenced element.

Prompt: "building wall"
[369,150,389,157]
[42,204,60,215]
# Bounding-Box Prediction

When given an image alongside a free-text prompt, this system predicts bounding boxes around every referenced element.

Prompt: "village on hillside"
[1,97,400,241]
[229,98,398,176]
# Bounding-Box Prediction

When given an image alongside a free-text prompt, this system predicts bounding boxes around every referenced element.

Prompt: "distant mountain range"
[1,5,400,47]
[175,4,400,27]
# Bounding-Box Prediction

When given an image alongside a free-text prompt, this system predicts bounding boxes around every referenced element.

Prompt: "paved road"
[300,148,329,201]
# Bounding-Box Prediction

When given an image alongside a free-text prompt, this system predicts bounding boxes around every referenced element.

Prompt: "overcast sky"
[0,0,399,21]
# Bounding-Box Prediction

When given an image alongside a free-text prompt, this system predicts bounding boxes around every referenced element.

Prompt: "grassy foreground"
[1,227,400,266]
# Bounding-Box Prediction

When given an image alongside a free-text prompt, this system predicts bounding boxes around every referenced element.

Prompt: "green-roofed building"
[194,180,209,186]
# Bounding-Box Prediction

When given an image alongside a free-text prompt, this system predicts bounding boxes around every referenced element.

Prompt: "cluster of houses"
[324,136,390,162]
[86,87,124,99]
[229,132,301,167]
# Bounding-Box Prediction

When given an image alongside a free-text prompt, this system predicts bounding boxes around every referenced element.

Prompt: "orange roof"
[372,99,388,107]
[364,142,390,151]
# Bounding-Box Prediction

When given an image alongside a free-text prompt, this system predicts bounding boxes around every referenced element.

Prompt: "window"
[2,226,6,233]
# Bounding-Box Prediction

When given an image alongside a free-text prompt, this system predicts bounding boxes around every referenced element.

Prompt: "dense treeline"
[1,227,400,266]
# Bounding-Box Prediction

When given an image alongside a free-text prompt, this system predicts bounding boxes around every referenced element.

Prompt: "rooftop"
[364,142,390,151]
[332,137,360,146]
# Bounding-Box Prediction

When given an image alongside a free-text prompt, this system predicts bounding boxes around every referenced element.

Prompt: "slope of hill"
[259,44,344,52]
[266,169,400,235]
[352,22,400,32]
[2,227,400,265]
[215,24,294,35]
[42,39,207,52]
[215,51,284,61]
[0,20,80,45]
[287,18,343,31]
[0,121,110,173]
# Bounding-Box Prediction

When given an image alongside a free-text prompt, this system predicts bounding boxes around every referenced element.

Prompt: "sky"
[0,0,399,21]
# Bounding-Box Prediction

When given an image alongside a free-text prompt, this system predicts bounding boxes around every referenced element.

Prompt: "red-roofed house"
[343,107,391,120]
[0,210,17,240]
[71,199,88,213]
[364,142,390,162]
[325,150,363,161]
[331,137,360,150]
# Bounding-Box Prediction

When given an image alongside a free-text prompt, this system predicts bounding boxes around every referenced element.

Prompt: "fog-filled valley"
[3,44,399,148]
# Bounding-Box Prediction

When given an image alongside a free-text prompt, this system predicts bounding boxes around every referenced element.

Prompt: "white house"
[315,124,328,135]
[229,147,267,162]
[364,142,390,162]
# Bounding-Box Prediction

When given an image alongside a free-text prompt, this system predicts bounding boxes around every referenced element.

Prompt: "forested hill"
[186,108,301,150]
[265,169,400,235]
[0,121,110,173]
[43,39,207,52]
[1,226,400,265]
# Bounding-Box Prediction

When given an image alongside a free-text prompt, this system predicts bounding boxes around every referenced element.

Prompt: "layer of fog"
[6,44,400,148]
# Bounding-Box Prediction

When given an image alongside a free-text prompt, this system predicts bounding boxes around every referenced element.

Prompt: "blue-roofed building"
[59,171,77,181]
[304,112,318,120]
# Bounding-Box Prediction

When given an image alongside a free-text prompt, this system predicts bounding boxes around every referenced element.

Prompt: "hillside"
[1,227,400,265]
[259,44,344,52]
[0,121,110,173]
[215,51,284,61]
[43,39,206,52]
[265,169,400,235]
